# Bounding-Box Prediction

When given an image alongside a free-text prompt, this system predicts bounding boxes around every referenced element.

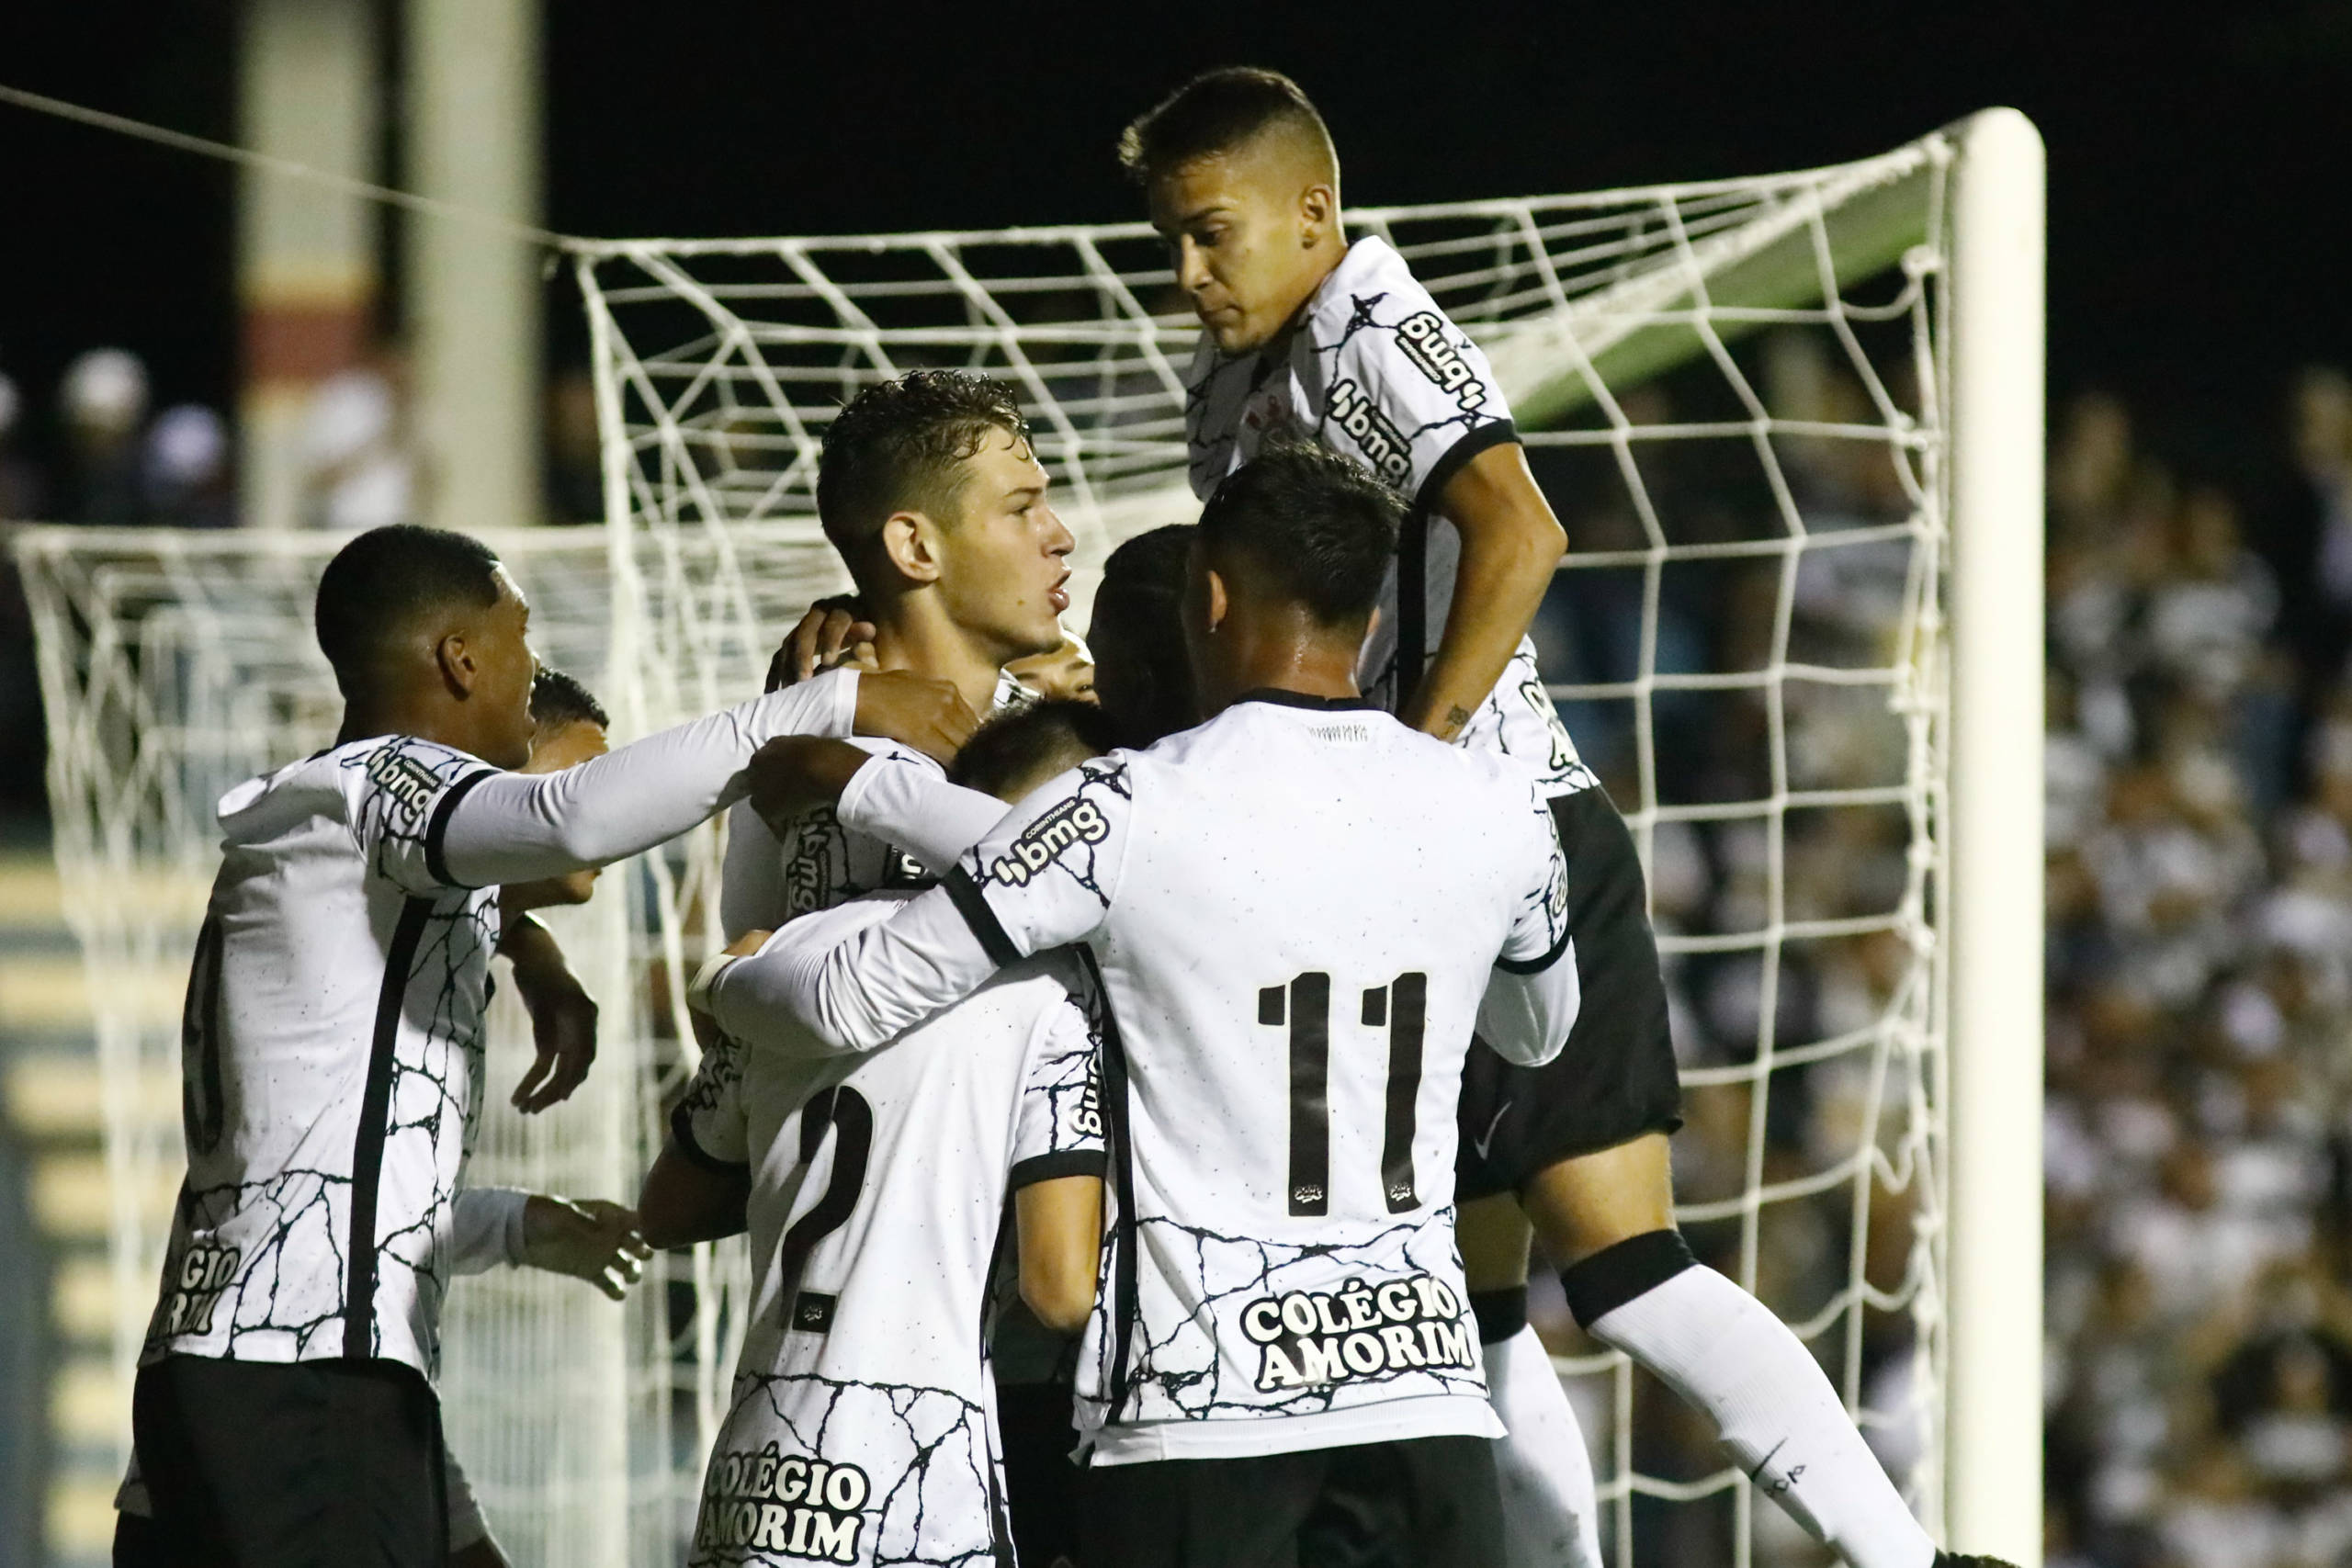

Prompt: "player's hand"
[852,670,978,764]
[746,736,872,831]
[768,595,876,690]
[519,1195,652,1301]
[509,959,598,1114]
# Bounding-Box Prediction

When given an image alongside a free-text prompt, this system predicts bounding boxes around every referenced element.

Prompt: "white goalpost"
[21,108,2042,1567]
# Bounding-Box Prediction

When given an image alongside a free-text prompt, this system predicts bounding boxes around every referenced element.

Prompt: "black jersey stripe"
[422,767,494,889]
[1496,924,1574,976]
[944,865,1022,967]
[1074,946,1143,1423]
[345,896,432,1359]
[1409,417,1520,520]
[1009,1148,1108,1190]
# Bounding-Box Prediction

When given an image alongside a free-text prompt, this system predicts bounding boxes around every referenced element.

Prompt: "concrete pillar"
[403,0,543,530]
[238,0,379,531]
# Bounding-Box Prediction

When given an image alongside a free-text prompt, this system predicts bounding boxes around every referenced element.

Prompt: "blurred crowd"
[2041,368,2352,1568]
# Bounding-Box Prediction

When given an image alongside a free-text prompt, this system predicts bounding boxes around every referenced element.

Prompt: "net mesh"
[24,128,1956,1568]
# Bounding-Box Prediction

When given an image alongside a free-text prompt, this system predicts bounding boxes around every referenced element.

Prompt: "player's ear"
[435,630,480,698]
[1298,182,1338,249]
[1203,566,1231,634]
[878,510,943,587]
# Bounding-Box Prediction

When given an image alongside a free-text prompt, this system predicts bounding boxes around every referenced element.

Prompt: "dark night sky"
[1,0,2346,492]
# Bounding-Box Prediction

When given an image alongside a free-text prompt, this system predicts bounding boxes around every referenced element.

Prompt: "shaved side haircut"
[529,668,609,733]
[947,699,1125,803]
[1197,435,1398,626]
[314,524,505,701]
[816,370,1033,591]
[1117,66,1339,188]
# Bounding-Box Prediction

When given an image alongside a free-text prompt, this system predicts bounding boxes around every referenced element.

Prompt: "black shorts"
[1079,1435,1501,1568]
[997,1378,1082,1568]
[130,1353,447,1567]
[1457,785,1683,1201]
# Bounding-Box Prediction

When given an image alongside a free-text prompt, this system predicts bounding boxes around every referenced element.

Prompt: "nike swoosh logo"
[1473,1100,1512,1162]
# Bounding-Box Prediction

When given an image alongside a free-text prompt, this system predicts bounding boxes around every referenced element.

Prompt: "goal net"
[24,111,2040,1568]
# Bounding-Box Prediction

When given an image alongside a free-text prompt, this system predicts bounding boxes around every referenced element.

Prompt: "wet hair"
[1117,67,1337,186]
[314,525,504,699]
[1195,436,1397,626]
[530,667,609,732]
[816,370,1033,588]
[1091,524,1196,747]
[947,699,1125,802]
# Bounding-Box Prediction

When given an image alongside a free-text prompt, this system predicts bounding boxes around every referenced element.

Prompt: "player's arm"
[638,1141,750,1248]
[707,761,1135,1055]
[1476,786,1580,1065]
[445,1449,507,1568]
[747,735,1008,874]
[1405,443,1566,741]
[1015,1177,1102,1334]
[641,967,759,1247]
[430,669,976,887]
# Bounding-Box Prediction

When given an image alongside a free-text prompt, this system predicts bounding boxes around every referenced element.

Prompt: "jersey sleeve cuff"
[1496,920,1573,976]
[423,767,496,888]
[1412,417,1520,517]
[944,864,1023,967]
[668,1103,750,1174]
[1009,1149,1108,1190]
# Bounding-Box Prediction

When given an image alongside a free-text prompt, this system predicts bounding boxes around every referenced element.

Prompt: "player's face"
[1006,636,1096,704]
[473,567,541,771]
[1150,153,1327,355]
[933,431,1074,663]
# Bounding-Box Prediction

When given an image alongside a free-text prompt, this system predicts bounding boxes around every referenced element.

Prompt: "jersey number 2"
[1259,972,1427,1216]
[777,1085,872,1333]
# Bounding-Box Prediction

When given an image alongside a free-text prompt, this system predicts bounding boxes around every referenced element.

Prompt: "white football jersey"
[715,694,1580,1464]
[675,896,1105,1567]
[1186,235,1597,799]
[721,671,1034,942]
[142,736,501,1377]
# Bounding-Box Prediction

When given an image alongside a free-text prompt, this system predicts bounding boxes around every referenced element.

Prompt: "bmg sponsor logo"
[1324,378,1414,490]
[1238,1272,1477,1392]
[989,796,1109,887]
[695,1444,870,1563]
[1396,310,1489,413]
[365,748,442,816]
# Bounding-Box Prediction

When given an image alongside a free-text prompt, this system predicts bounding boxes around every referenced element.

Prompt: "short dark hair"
[947,699,1124,801]
[816,371,1033,584]
[1196,437,1397,626]
[1092,524,1196,747]
[530,667,609,732]
[314,525,504,698]
[1118,67,1335,186]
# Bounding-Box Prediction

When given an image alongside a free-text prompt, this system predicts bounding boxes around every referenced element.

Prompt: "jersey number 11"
[1259,972,1427,1217]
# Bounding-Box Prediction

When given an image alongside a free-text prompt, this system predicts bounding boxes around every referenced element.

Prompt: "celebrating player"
[709,440,1580,1566]
[123,523,970,1564]
[639,700,1121,1568]
[722,369,1074,939]
[1124,66,1958,1568]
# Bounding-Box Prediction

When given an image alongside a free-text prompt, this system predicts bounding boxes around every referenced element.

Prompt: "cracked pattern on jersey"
[1018,976,1107,1164]
[1080,1207,1485,1428]
[690,1371,1001,1567]
[145,737,494,1376]
[976,759,1129,906]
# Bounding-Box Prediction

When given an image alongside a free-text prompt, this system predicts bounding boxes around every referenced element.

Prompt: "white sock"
[1486,1322,1605,1568]
[1585,1261,1933,1568]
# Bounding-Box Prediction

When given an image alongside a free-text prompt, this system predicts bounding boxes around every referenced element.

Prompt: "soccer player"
[721,369,1074,940]
[638,700,1120,1568]
[1006,629,1097,704]
[1122,66,1973,1568]
[499,667,613,913]
[126,522,971,1564]
[707,440,1580,1567]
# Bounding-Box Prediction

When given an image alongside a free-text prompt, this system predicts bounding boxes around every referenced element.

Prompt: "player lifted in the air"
[1124,66,1962,1568]
[715,439,1580,1566]
[721,369,1073,940]
[123,523,968,1564]
[640,700,1119,1568]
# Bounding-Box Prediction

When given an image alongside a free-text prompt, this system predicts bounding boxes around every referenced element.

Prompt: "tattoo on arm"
[1442,705,1473,739]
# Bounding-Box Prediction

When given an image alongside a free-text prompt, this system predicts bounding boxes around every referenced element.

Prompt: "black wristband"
[1560,1228,1696,1328]
[1468,1285,1529,1345]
